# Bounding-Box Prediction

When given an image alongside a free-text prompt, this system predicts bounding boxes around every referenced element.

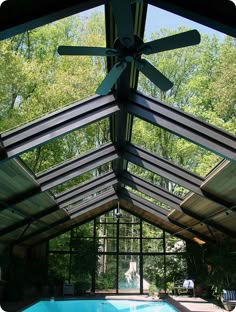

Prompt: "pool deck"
[105,295,227,311]
[2,294,229,312]
[167,295,227,312]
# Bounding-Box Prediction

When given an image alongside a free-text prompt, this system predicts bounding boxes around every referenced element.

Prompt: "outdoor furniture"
[222,290,236,311]
[173,279,195,296]
[63,283,74,296]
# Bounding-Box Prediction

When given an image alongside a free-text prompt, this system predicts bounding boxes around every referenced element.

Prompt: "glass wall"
[48,209,187,294]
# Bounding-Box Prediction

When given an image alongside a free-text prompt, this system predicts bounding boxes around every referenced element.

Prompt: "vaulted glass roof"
[0,0,235,251]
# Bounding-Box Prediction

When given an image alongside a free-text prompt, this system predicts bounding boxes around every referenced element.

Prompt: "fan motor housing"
[113,35,144,62]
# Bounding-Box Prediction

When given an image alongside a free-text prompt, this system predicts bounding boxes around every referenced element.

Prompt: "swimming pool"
[21,299,179,312]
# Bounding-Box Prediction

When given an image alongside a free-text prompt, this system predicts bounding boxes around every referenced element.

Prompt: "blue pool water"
[22,299,179,312]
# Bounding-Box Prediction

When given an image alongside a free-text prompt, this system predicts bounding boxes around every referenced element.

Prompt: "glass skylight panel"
[127,162,189,198]
[50,162,112,195]
[20,118,110,174]
[66,185,113,213]
[131,116,222,177]
[0,6,105,132]
[125,185,172,212]
[138,5,236,136]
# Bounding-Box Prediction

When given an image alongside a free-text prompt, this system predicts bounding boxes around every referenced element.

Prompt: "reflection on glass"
[96,255,116,293]
[119,255,140,293]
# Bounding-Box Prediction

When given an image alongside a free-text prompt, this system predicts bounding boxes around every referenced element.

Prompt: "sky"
[80,4,230,42]
[144,5,227,41]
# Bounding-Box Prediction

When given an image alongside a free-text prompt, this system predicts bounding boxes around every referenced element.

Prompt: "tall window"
[48,209,187,294]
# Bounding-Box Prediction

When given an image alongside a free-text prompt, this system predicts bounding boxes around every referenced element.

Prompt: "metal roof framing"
[128,92,236,162]
[0,0,235,249]
[1,94,119,160]
[37,143,119,191]
[119,172,182,212]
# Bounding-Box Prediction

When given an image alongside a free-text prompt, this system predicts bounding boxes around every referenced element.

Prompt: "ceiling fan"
[57,0,201,95]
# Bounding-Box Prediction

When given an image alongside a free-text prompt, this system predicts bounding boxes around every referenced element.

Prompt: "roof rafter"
[69,188,117,218]
[123,143,204,194]
[57,171,118,208]
[124,143,235,209]
[13,189,117,246]
[128,92,236,162]
[120,171,181,211]
[0,205,58,237]
[119,189,170,219]
[0,0,105,40]
[121,172,236,238]
[37,143,119,191]
[119,189,212,242]
[168,217,213,243]
[1,94,119,160]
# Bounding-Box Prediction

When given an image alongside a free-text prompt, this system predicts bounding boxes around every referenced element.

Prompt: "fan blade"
[96,62,127,95]
[142,29,201,55]
[57,46,119,57]
[110,0,134,47]
[136,59,173,91]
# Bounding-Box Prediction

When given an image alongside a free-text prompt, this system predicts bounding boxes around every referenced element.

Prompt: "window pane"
[119,238,140,253]
[48,253,70,282]
[165,234,186,253]
[73,222,94,238]
[97,223,117,238]
[119,223,140,238]
[96,255,116,293]
[70,253,92,294]
[128,162,189,198]
[143,255,164,293]
[131,117,222,177]
[143,222,163,238]
[99,238,117,253]
[119,255,140,293]
[140,5,235,136]
[0,6,105,132]
[49,232,71,251]
[165,255,188,290]
[142,238,163,253]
